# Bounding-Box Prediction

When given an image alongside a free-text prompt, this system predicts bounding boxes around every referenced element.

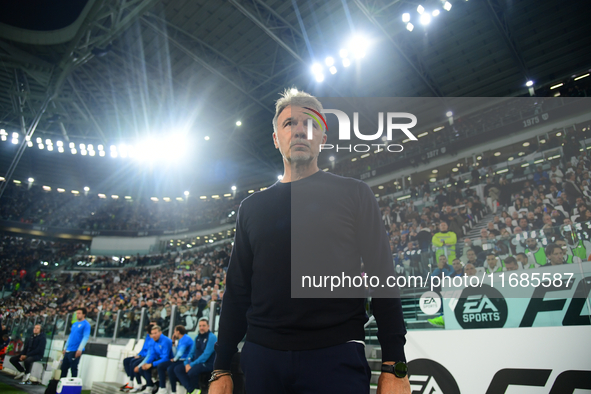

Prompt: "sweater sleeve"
[77,322,91,352]
[213,203,253,370]
[355,182,407,363]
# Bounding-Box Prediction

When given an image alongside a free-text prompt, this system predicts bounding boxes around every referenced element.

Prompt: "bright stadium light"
[204,136,210,141]
[71,148,77,154]
[84,186,90,192]
[417,5,425,14]
[28,177,34,183]
[402,13,410,22]
[184,191,190,196]
[329,66,337,75]
[57,140,63,147]
[339,49,348,58]
[38,144,44,149]
[27,141,33,147]
[87,144,93,151]
[236,121,242,126]
[79,143,85,150]
[98,144,104,151]
[349,35,368,58]
[58,146,64,153]
[342,58,351,67]
[526,80,534,87]
[46,139,52,145]
[47,145,53,151]
[311,63,323,75]
[36,137,42,143]
[315,74,325,82]
[111,151,118,158]
[443,2,452,11]
[432,9,440,16]
[99,151,105,156]
[81,150,87,156]
[420,13,431,25]
[110,145,117,151]
[278,175,283,180]
[231,186,237,191]
[446,111,453,117]
[406,23,414,31]
[69,142,74,148]
[325,56,335,67]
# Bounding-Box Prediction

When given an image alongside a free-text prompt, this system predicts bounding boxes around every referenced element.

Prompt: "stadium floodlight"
[58,188,65,193]
[429,178,436,182]
[112,195,119,199]
[47,145,53,151]
[28,177,34,183]
[452,167,458,172]
[278,175,283,180]
[550,83,563,90]
[89,150,95,156]
[38,144,44,149]
[494,152,501,156]
[420,14,431,25]
[204,136,210,141]
[99,150,105,156]
[84,186,90,191]
[87,144,93,150]
[12,132,19,138]
[311,63,323,75]
[58,146,64,153]
[110,145,117,151]
[27,141,33,147]
[71,148,77,154]
[339,49,348,58]
[526,80,534,87]
[315,74,325,82]
[69,142,74,148]
[406,23,414,31]
[329,66,337,75]
[184,190,190,196]
[574,73,589,81]
[236,121,242,126]
[57,140,63,147]
[342,58,351,67]
[329,156,335,162]
[432,9,440,16]
[349,35,368,58]
[1,135,6,141]
[443,2,452,11]
[231,186,236,191]
[46,139,52,145]
[71,190,79,195]
[111,151,118,158]
[98,144,104,151]
[446,111,453,117]
[79,143,85,150]
[417,5,425,14]
[325,57,335,67]
[81,150,88,156]
[523,142,530,147]
[402,13,410,22]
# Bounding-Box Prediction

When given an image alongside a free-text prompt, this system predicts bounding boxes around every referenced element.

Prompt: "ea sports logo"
[454,284,508,329]
[419,291,441,315]
[407,359,460,394]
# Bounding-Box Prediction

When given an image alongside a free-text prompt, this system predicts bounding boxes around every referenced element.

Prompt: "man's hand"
[62,350,66,355]
[134,355,140,359]
[142,363,152,370]
[134,366,139,373]
[170,359,175,362]
[208,375,233,394]
[20,355,26,361]
[185,364,191,373]
[376,373,411,394]
[75,350,82,358]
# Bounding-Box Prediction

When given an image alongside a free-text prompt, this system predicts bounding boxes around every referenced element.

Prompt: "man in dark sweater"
[210,90,410,394]
[10,324,46,383]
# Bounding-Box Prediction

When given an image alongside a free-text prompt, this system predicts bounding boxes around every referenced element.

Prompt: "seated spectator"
[460,248,481,268]
[139,325,173,394]
[483,253,504,274]
[171,318,217,394]
[525,237,548,268]
[450,259,464,277]
[515,253,529,270]
[430,255,454,278]
[545,243,569,266]
[10,324,46,383]
[504,256,520,271]
[464,263,477,277]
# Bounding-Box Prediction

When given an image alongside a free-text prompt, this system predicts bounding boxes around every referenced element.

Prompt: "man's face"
[486,255,497,267]
[464,263,476,276]
[439,221,448,232]
[480,229,488,237]
[438,255,448,268]
[173,329,181,340]
[526,238,537,249]
[76,310,85,321]
[452,260,463,272]
[505,218,512,226]
[150,328,162,342]
[33,325,41,335]
[467,250,476,262]
[273,105,327,166]
[516,254,528,265]
[527,212,535,220]
[550,247,564,265]
[505,261,518,271]
[198,321,209,335]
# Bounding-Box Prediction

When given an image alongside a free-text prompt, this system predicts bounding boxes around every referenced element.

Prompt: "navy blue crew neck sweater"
[213,170,406,370]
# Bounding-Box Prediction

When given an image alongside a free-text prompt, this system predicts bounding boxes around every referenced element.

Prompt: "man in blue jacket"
[125,322,155,393]
[10,324,46,383]
[172,318,217,394]
[139,325,173,394]
[61,308,91,378]
[153,325,193,394]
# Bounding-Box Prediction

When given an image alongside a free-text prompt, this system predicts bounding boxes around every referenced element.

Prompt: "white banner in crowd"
[441,262,591,330]
[404,326,591,393]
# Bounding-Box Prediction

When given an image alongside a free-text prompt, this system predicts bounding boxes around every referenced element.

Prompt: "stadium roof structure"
[0,0,590,198]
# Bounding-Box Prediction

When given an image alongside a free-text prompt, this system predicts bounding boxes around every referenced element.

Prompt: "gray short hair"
[272,88,324,134]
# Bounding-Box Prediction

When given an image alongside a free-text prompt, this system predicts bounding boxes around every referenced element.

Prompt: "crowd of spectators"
[0,242,232,340]
[0,185,244,232]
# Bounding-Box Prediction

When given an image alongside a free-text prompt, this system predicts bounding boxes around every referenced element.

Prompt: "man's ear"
[273,131,279,149]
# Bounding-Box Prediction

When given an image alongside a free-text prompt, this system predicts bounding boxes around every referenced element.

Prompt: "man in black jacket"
[10,324,46,383]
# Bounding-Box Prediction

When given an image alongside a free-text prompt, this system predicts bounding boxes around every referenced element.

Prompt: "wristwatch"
[381,361,408,378]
